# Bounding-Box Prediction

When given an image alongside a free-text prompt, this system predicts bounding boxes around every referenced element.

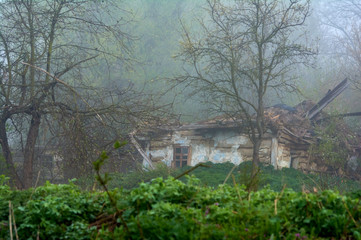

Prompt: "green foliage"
[310,120,349,168]
[103,177,361,239]
[108,163,182,189]
[168,162,361,193]
[238,162,262,192]
[176,162,235,186]
[0,181,103,239]
[0,175,9,186]
[113,140,127,150]
[1,176,361,239]
[79,161,361,193]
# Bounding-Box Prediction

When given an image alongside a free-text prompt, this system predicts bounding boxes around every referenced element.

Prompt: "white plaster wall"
[207,131,249,147]
[194,130,247,165]
[230,146,242,165]
[172,132,191,145]
[144,143,173,167]
[145,130,281,168]
[190,144,210,165]
[208,148,243,165]
[271,137,278,169]
[147,147,173,166]
[226,135,249,145]
[276,145,291,169]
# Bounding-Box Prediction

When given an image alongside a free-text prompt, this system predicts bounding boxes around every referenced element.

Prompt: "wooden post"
[129,130,155,170]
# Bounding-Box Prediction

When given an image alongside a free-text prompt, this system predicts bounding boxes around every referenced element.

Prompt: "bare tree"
[321,0,361,90]
[175,0,315,175]
[0,0,148,189]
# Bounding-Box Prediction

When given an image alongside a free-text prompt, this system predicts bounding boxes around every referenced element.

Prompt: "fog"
[1,0,361,187]
[116,0,361,123]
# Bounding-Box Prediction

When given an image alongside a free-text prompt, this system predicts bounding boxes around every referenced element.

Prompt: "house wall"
[143,128,292,169]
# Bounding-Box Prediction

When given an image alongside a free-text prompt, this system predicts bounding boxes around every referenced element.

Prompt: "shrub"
[310,119,349,169]
[1,176,361,239]
[1,181,103,239]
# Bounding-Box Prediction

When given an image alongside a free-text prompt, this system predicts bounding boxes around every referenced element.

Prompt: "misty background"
[119,0,361,123]
[1,0,361,188]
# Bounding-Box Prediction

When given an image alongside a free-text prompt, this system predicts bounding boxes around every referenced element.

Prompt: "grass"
[181,162,361,193]
[75,161,361,194]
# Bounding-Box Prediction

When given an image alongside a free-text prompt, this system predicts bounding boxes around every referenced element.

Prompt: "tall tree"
[315,0,361,123]
[175,0,315,175]
[322,0,361,89]
[0,0,136,189]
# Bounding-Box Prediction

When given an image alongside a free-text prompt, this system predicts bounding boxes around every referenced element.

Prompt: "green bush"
[175,162,361,193]
[75,161,361,194]
[75,163,183,190]
[109,163,181,189]
[310,120,349,169]
[1,181,104,239]
[1,176,361,239]
[103,176,361,239]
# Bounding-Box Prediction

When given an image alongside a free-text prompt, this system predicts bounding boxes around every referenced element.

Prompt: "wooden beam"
[306,78,350,120]
[129,130,155,170]
[316,112,361,123]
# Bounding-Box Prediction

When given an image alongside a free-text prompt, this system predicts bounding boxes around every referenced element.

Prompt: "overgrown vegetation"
[2,174,361,239]
[1,149,361,239]
[0,177,103,239]
[1,0,361,238]
[75,161,361,194]
[310,119,349,169]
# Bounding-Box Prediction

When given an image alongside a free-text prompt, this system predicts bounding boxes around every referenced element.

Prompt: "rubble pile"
[265,99,361,178]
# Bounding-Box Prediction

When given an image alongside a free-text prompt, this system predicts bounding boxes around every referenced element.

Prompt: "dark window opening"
[173,146,189,168]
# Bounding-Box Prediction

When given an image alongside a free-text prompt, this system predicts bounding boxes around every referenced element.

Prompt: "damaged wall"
[142,127,293,169]
[137,79,361,177]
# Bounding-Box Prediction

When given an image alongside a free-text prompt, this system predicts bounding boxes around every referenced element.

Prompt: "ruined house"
[135,79,361,175]
[136,104,311,170]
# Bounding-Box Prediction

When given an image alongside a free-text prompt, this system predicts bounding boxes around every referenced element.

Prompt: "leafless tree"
[51,86,168,181]
[175,0,315,175]
[0,0,166,189]
[321,0,361,89]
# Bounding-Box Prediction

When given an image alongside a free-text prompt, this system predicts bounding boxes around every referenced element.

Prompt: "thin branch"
[21,62,104,124]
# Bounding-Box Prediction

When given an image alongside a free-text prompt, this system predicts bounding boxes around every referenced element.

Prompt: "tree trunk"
[0,119,23,189]
[23,112,41,189]
[252,137,261,175]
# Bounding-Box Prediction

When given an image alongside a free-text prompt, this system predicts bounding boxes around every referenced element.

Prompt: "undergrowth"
[75,161,361,194]
[3,153,360,239]
[1,176,361,239]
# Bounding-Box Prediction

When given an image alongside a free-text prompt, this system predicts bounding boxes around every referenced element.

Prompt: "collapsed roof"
[134,78,361,173]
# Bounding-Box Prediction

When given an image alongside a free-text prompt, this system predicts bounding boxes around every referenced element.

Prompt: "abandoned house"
[135,79,361,175]
[136,104,312,170]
